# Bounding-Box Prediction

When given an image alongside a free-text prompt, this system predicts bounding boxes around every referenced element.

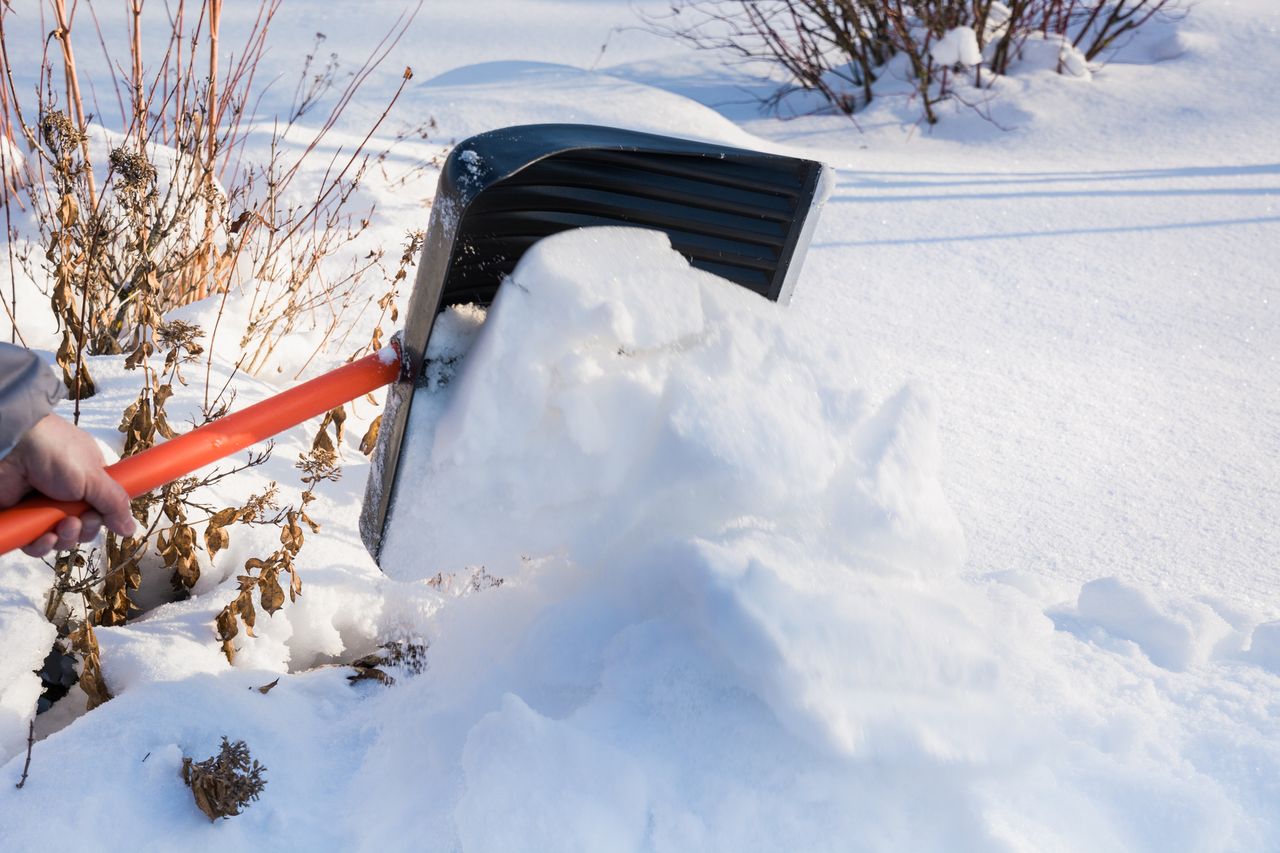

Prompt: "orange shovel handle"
[0,346,402,556]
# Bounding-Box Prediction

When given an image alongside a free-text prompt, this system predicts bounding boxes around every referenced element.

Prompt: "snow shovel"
[0,124,830,560]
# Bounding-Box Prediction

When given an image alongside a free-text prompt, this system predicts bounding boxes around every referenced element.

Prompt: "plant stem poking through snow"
[13,720,33,789]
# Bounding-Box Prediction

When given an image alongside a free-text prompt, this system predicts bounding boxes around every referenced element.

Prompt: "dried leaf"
[155,410,178,440]
[258,568,285,615]
[327,406,346,446]
[57,193,78,227]
[215,604,238,664]
[124,342,152,370]
[349,652,385,669]
[70,624,113,710]
[311,425,335,455]
[215,604,238,641]
[187,766,217,820]
[173,549,201,591]
[132,403,154,442]
[255,678,280,695]
[204,508,237,560]
[204,524,230,560]
[235,588,257,637]
[280,513,304,554]
[118,400,140,432]
[210,508,239,527]
[359,415,381,457]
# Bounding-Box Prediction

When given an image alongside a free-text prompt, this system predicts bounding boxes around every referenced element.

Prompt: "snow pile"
[355,229,1268,851]
[384,226,963,585]
[380,224,996,756]
[1002,33,1092,79]
[0,562,56,760]
[416,61,768,151]
[371,228,1011,846]
[931,27,982,68]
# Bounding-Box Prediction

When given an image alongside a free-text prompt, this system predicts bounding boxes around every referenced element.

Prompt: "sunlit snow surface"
[3,229,1275,851]
[0,0,1278,848]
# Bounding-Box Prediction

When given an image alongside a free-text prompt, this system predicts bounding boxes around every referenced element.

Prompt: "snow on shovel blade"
[361,123,833,565]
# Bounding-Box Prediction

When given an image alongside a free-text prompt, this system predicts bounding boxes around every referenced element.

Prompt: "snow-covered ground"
[1,1,1277,850]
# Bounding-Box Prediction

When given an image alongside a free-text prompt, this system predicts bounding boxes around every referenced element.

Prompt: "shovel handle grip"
[0,346,402,556]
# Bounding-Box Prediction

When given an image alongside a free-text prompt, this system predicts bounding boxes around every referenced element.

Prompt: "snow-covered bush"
[645,0,1182,123]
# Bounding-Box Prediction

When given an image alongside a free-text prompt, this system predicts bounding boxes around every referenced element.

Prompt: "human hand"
[0,414,136,557]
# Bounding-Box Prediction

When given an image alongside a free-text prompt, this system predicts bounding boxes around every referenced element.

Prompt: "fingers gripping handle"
[0,346,402,556]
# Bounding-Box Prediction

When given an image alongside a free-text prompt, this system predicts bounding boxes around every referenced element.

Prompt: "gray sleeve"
[0,342,63,459]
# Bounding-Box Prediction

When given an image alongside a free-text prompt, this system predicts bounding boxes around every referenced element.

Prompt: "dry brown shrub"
[181,737,267,821]
[1,0,424,711]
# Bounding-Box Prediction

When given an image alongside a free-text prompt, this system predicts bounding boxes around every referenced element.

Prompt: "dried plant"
[214,410,343,663]
[0,2,424,389]
[68,620,111,710]
[348,639,430,687]
[426,566,506,595]
[0,1,428,709]
[181,738,267,821]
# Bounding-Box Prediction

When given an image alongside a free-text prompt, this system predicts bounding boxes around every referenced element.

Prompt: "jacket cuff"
[0,344,64,459]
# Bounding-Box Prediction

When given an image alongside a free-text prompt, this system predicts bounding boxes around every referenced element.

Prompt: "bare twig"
[14,719,34,789]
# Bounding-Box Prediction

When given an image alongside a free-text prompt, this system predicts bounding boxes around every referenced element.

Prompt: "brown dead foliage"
[68,622,111,710]
[214,412,342,663]
[181,738,266,821]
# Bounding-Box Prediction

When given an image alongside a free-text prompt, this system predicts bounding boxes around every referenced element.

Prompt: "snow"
[382,227,940,583]
[0,0,1278,849]
[1066,577,1234,672]
[932,27,983,68]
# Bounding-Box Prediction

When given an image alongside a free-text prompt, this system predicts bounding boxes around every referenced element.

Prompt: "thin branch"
[14,719,34,789]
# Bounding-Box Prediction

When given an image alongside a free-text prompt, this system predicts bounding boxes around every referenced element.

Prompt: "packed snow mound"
[932,27,983,68]
[358,228,1264,851]
[383,226,985,758]
[384,227,966,587]
[414,61,771,150]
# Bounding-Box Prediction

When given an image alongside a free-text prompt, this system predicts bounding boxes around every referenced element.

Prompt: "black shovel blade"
[361,123,830,564]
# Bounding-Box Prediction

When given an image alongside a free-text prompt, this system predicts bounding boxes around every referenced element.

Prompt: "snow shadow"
[833,162,1280,189]
[815,163,1280,247]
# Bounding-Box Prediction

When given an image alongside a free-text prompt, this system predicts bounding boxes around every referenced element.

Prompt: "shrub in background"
[646,0,1181,123]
